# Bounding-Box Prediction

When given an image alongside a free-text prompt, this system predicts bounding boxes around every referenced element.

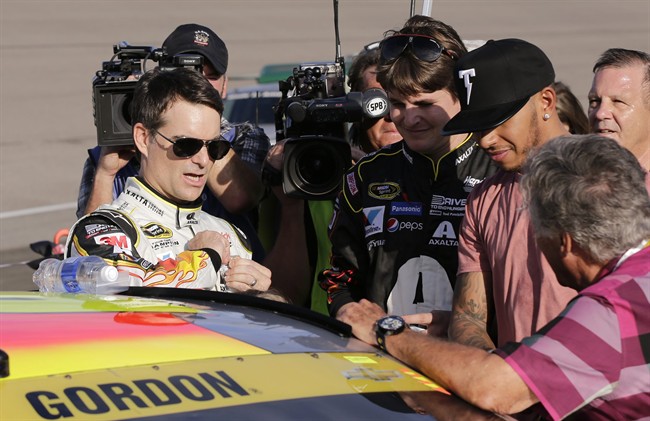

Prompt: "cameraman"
[260,45,404,311]
[347,43,401,156]
[77,23,269,261]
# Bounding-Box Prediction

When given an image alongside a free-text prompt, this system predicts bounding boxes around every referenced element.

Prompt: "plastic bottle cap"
[100,266,119,282]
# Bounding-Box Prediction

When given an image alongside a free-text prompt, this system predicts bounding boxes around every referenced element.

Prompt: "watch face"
[378,316,404,332]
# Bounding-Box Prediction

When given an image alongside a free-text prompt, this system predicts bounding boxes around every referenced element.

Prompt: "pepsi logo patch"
[386,218,399,233]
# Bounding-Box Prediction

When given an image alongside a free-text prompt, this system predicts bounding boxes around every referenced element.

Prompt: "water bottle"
[33,256,129,294]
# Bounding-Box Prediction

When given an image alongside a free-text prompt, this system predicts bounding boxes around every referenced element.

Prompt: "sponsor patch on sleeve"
[346,172,358,195]
[94,233,132,254]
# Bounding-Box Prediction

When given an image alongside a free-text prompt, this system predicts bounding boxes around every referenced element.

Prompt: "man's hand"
[187,231,231,266]
[96,145,136,177]
[84,145,137,215]
[337,299,388,345]
[223,257,272,292]
[265,140,285,172]
[402,310,451,338]
[267,141,303,207]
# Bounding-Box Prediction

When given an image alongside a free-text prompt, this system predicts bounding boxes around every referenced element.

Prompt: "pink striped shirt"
[496,245,650,420]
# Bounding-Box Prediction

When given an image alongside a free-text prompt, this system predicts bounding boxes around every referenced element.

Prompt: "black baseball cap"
[162,24,228,74]
[442,38,555,135]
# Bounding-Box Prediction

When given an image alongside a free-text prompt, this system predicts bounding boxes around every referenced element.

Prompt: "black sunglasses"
[154,130,230,161]
[379,34,457,64]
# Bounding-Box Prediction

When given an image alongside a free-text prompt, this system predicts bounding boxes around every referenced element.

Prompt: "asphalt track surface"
[1,0,648,290]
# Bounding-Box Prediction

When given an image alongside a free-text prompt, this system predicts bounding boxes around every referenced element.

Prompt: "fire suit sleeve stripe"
[201,248,222,272]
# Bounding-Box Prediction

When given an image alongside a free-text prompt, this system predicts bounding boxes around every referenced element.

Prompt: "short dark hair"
[348,46,381,92]
[377,15,467,99]
[347,46,383,150]
[130,67,223,132]
[593,48,650,106]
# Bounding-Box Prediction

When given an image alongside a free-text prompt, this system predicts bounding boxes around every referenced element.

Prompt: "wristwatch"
[375,315,406,353]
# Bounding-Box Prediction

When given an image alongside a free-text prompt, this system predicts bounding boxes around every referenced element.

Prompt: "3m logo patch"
[95,233,132,252]
[368,182,400,200]
[363,206,385,237]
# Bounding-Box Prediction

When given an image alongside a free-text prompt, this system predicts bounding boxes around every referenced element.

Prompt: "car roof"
[257,63,299,84]
[0,289,497,420]
[227,83,282,99]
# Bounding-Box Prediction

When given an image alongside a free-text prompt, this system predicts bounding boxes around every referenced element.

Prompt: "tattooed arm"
[448,271,495,350]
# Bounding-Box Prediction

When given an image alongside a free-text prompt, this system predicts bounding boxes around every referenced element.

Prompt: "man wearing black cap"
[76,23,270,261]
[163,24,230,91]
[438,39,576,350]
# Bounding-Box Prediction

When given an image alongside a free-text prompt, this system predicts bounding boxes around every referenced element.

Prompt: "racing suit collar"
[131,177,203,229]
[135,176,203,209]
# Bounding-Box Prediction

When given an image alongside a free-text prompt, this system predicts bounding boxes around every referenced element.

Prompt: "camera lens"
[284,137,351,199]
[94,80,138,146]
[297,144,339,186]
[111,92,133,134]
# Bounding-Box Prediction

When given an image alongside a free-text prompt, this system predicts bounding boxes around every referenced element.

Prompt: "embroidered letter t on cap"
[162,23,229,74]
[442,38,555,135]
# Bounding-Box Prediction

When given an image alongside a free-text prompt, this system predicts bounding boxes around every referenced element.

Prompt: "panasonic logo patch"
[390,202,423,216]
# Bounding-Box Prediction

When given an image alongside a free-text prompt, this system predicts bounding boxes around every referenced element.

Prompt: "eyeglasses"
[379,34,457,64]
[153,130,230,160]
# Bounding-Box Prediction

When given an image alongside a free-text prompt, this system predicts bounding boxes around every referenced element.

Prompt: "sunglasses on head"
[153,130,230,161]
[379,34,457,65]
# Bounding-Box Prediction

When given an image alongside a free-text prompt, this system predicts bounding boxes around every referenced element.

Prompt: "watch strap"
[375,316,406,353]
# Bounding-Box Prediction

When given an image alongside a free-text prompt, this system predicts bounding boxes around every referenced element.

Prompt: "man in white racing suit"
[66,67,271,292]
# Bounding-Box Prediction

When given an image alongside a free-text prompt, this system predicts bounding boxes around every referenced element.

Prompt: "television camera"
[92,42,203,147]
[274,1,389,200]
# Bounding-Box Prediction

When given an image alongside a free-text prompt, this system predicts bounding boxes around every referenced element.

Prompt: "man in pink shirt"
[338,134,650,419]
[441,39,577,348]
